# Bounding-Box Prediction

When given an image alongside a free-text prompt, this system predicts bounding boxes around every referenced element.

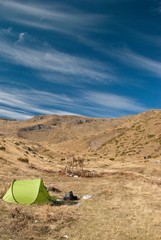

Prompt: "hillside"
[1,110,161,240]
[1,110,161,160]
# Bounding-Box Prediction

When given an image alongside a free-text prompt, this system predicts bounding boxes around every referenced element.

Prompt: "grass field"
[1,167,161,240]
[1,111,161,239]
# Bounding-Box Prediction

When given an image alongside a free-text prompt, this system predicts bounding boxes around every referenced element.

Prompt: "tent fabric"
[2,178,56,205]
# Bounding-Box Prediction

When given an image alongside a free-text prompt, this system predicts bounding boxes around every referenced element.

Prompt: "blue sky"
[0,0,161,119]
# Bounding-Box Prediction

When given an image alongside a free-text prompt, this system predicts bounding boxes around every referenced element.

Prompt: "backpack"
[63,191,78,200]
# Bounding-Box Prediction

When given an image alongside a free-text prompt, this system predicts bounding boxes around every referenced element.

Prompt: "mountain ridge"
[0,110,161,160]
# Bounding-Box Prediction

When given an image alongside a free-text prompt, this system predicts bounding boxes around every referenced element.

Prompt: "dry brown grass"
[64,176,161,240]
[0,202,78,240]
[1,164,161,239]
[1,111,161,239]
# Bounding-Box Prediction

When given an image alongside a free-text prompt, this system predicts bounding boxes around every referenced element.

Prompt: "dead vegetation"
[2,170,161,240]
[17,157,29,164]
[0,203,78,240]
[59,154,101,177]
[1,110,161,239]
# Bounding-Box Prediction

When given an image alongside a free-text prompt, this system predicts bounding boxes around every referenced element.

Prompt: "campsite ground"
[1,111,161,239]
[1,153,161,240]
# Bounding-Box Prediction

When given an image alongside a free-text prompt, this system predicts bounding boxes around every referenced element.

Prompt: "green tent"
[2,178,56,205]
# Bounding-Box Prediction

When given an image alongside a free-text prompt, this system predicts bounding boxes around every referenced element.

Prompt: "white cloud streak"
[132,31,161,49]
[155,1,161,14]
[1,27,12,34]
[0,1,114,84]
[0,34,114,83]
[84,91,146,112]
[0,108,32,120]
[15,32,26,44]
[0,87,146,120]
[0,87,77,119]
[110,48,161,78]
[0,0,106,34]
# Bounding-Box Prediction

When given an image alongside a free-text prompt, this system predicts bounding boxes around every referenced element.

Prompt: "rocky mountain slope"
[0,110,161,163]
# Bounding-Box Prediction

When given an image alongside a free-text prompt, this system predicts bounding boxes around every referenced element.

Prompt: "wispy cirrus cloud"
[0,87,77,119]
[1,27,12,34]
[0,31,115,83]
[0,1,114,85]
[159,2,161,13]
[154,1,161,14]
[0,108,33,120]
[0,86,146,120]
[110,48,161,78]
[15,32,26,44]
[0,0,107,34]
[83,90,146,112]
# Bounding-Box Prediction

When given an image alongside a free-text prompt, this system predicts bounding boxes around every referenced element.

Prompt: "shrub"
[0,146,6,151]
[148,134,155,138]
[17,157,29,164]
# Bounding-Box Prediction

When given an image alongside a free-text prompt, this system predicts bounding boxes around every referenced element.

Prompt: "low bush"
[17,157,29,164]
